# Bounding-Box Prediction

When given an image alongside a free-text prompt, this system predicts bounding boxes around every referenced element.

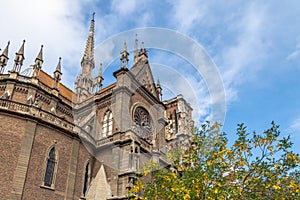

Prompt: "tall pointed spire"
[120,41,129,68]
[134,34,139,64]
[0,41,10,73]
[13,40,25,73]
[82,12,95,69]
[75,12,97,102]
[35,45,43,69]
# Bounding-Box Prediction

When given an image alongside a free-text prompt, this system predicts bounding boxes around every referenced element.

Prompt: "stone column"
[65,139,80,200]
[10,120,37,200]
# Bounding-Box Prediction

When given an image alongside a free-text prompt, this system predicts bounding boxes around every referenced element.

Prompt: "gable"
[130,61,159,99]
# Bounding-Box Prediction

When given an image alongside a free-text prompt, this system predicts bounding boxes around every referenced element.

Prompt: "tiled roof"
[38,70,75,102]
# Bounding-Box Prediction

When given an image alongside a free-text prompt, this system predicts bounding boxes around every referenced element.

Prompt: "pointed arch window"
[43,147,57,188]
[82,162,90,197]
[103,110,113,137]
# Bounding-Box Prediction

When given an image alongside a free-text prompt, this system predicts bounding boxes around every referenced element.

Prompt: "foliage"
[129,122,300,200]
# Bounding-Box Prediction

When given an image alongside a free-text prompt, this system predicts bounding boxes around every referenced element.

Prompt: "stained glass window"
[44,147,56,187]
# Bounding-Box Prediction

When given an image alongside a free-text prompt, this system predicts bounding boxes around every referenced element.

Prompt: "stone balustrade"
[0,99,75,132]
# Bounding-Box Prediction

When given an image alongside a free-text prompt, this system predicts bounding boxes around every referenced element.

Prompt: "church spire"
[120,41,129,68]
[13,40,25,73]
[81,12,95,69]
[0,41,10,73]
[134,34,139,64]
[75,13,97,102]
[35,45,43,69]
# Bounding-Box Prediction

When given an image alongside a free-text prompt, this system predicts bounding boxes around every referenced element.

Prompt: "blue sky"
[1,0,300,153]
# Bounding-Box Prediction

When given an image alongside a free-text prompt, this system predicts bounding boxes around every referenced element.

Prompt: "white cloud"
[0,0,88,88]
[286,118,300,145]
[166,1,268,111]
[168,0,205,33]
[95,40,115,67]
[287,50,300,60]
[111,0,138,16]
[221,3,267,84]
[150,62,209,125]
[287,118,300,133]
[287,42,300,61]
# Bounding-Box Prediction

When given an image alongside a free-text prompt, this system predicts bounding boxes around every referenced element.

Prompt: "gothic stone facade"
[0,18,194,200]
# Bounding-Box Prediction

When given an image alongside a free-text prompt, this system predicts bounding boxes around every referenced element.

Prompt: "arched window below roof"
[43,146,58,188]
[103,110,113,137]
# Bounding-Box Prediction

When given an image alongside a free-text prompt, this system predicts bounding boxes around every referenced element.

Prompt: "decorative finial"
[139,41,148,60]
[53,57,62,88]
[35,45,44,68]
[18,40,26,55]
[156,78,162,100]
[134,34,139,64]
[157,78,161,87]
[2,41,10,57]
[0,41,10,73]
[98,63,103,76]
[95,62,104,92]
[13,40,26,73]
[56,57,62,72]
[120,41,129,68]
[0,41,10,66]
[123,41,127,51]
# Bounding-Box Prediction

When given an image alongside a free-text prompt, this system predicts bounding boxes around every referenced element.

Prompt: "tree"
[129,122,300,200]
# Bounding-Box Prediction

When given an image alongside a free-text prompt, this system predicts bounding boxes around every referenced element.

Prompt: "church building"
[0,15,193,199]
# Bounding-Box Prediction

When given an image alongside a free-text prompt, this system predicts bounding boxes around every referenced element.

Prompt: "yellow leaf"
[272,185,281,190]
[184,194,190,200]
[214,188,218,194]
[268,146,273,151]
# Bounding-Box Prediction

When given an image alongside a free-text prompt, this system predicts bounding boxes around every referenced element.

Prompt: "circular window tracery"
[133,107,152,141]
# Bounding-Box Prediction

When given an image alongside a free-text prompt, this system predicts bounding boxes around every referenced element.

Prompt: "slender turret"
[12,40,25,73]
[0,41,10,73]
[120,41,129,68]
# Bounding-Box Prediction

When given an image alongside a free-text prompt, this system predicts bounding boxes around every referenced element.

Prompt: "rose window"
[133,107,152,141]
